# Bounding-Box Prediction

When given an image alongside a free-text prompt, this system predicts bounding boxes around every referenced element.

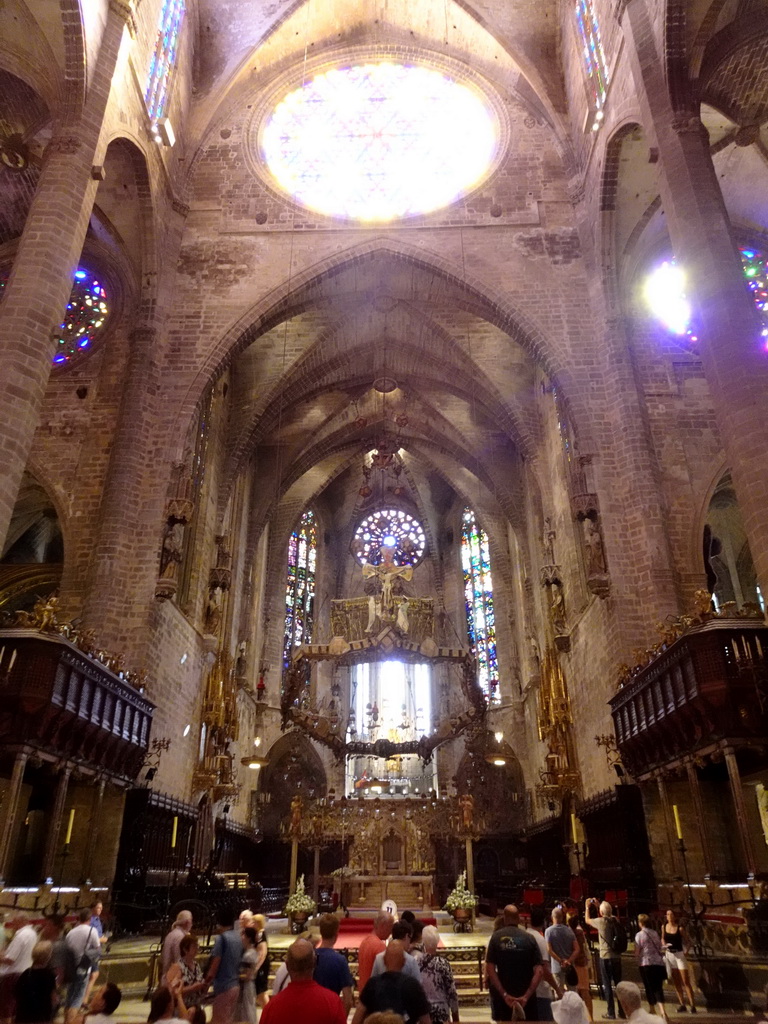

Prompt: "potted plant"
[444,871,478,928]
[285,874,317,930]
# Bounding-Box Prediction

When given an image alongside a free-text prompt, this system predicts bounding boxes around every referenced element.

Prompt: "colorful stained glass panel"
[353,509,426,566]
[0,265,109,367]
[461,507,498,701]
[575,0,609,110]
[284,510,317,668]
[145,0,185,126]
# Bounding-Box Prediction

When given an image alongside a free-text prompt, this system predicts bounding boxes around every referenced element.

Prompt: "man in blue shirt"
[205,908,243,1024]
[313,915,354,1014]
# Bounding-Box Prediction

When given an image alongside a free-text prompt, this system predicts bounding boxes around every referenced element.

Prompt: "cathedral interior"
[1,0,768,1005]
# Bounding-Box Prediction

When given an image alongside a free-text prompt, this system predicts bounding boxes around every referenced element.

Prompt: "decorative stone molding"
[539,564,562,587]
[171,198,190,218]
[570,492,599,521]
[165,497,194,524]
[209,566,232,591]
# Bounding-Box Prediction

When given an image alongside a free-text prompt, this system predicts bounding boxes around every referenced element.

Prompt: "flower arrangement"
[330,866,355,878]
[285,874,317,917]
[443,871,478,912]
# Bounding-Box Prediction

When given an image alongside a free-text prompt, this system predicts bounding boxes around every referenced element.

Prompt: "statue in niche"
[204,585,223,635]
[363,544,413,633]
[159,520,184,579]
[459,792,475,831]
[289,794,304,836]
[550,581,567,634]
[543,518,557,565]
[583,518,607,575]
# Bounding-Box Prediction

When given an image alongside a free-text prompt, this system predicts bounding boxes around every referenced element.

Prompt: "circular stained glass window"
[0,265,110,366]
[353,509,426,567]
[261,62,498,222]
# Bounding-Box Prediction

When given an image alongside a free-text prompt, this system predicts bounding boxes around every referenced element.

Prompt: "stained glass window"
[0,265,109,366]
[575,0,610,112]
[261,62,498,222]
[352,509,426,566]
[284,510,317,667]
[145,0,185,128]
[461,507,498,701]
[645,245,768,346]
[740,246,768,347]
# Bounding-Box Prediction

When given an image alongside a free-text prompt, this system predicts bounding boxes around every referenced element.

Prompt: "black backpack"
[605,916,628,955]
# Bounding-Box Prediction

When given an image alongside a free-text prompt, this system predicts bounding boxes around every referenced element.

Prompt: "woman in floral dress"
[418,926,459,1024]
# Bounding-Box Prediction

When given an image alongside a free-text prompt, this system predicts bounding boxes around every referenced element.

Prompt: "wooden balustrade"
[610,619,768,778]
[0,630,155,780]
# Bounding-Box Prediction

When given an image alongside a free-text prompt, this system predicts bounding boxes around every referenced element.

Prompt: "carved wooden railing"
[0,630,155,780]
[610,619,768,777]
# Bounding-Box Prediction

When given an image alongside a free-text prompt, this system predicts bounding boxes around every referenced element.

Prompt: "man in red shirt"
[357,911,394,992]
[260,939,346,1024]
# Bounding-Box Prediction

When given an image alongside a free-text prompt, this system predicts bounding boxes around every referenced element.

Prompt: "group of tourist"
[0,903,120,1024]
[155,907,270,1024]
[485,898,697,1024]
[0,896,698,1024]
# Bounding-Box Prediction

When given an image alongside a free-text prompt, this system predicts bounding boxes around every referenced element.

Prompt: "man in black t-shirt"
[351,941,430,1024]
[486,905,543,1022]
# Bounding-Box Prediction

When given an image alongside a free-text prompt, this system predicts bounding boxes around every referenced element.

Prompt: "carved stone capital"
[48,136,82,156]
[567,180,586,206]
[172,198,190,217]
[539,564,562,587]
[109,0,135,23]
[571,492,599,521]
[587,573,612,599]
[671,115,708,142]
[165,497,194,524]
[554,633,571,653]
[155,577,177,601]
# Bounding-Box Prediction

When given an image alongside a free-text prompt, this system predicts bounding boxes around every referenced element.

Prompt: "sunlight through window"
[262,63,498,222]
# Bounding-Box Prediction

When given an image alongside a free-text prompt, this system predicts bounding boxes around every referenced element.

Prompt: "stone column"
[0,2,134,551]
[656,774,682,878]
[623,0,768,593]
[723,746,756,878]
[686,760,713,878]
[41,766,72,882]
[82,327,160,648]
[81,778,107,884]
[0,751,29,882]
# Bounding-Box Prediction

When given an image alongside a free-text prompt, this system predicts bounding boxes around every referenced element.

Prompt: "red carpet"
[336,916,437,935]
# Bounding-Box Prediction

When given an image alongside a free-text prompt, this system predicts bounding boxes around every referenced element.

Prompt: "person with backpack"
[585,899,627,1021]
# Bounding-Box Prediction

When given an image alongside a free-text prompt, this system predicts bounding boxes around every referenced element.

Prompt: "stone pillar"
[0,751,29,882]
[82,327,160,648]
[0,2,133,551]
[623,0,768,593]
[686,760,713,878]
[656,774,682,878]
[723,746,756,878]
[42,766,72,882]
[81,778,107,884]
[289,838,299,893]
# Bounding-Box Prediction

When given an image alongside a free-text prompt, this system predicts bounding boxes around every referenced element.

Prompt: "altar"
[346,874,434,910]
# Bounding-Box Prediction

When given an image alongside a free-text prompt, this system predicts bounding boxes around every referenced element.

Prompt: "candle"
[171,816,178,849]
[672,804,683,840]
[64,808,75,845]
[8,649,16,671]
[571,812,578,844]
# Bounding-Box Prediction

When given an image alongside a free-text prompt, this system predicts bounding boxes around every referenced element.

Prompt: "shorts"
[665,950,688,971]
[640,964,666,1005]
[65,970,90,1010]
